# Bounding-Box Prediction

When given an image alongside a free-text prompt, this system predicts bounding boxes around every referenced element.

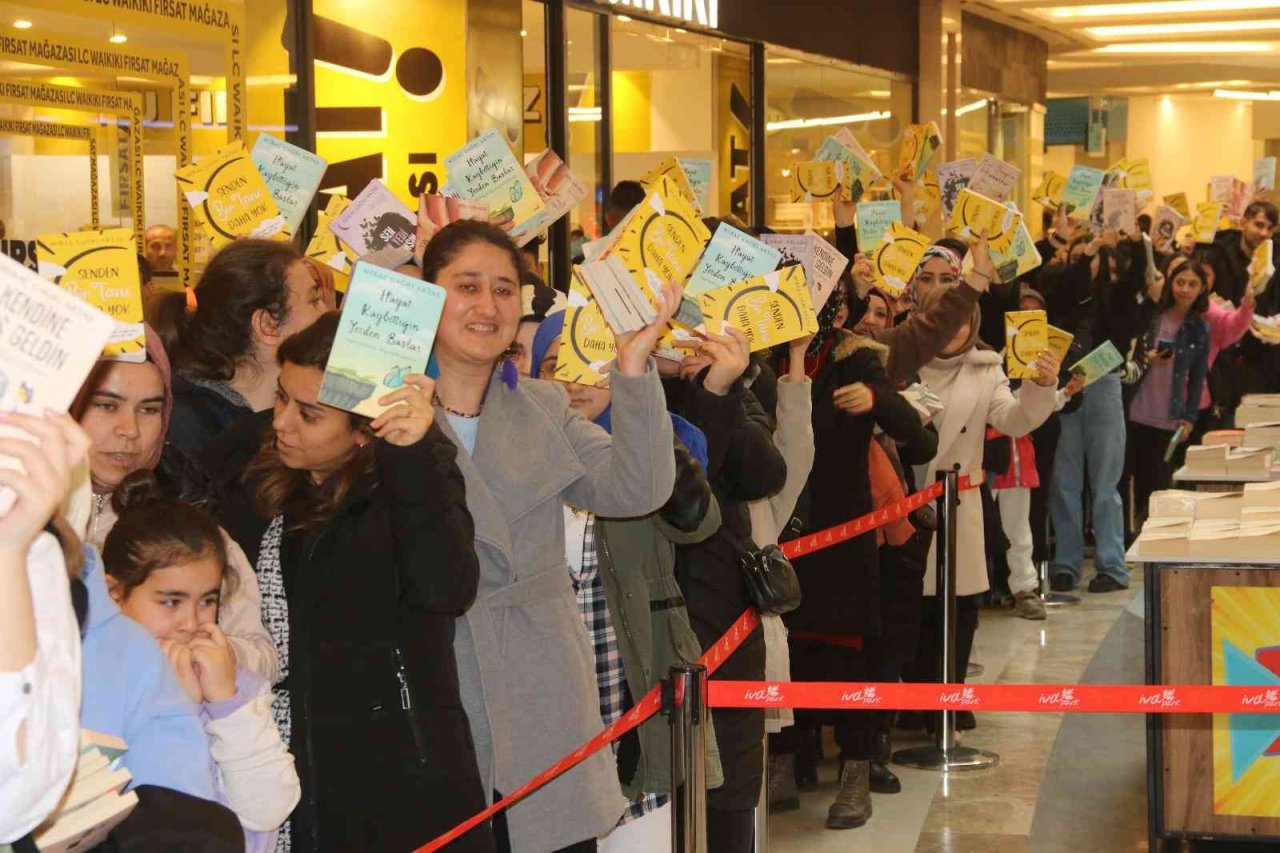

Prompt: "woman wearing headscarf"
[530,313,723,852]
[904,286,1060,727]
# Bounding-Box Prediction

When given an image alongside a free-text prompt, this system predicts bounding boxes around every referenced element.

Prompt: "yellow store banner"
[35,228,145,361]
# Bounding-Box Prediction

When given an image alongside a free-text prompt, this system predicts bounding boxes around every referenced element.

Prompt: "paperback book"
[855,200,902,253]
[937,158,975,218]
[251,133,327,235]
[442,129,548,241]
[175,140,290,247]
[698,265,819,352]
[966,154,1020,204]
[1069,340,1124,387]
[1060,165,1106,222]
[759,231,848,312]
[946,189,1022,253]
[686,222,782,297]
[898,122,942,182]
[1004,309,1047,380]
[329,180,417,258]
[869,222,930,297]
[36,228,144,361]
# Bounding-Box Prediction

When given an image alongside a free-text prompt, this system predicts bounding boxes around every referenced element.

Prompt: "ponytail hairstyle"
[176,239,303,381]
[246,312,376,531]
[101,471,232,600]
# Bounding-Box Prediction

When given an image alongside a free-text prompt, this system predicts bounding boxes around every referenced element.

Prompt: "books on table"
[36,228,145,362]
[318,263,446,418]
[1183,444,1230,478]
[1204,430,1244,448]
[1228,448,1273,479]
[1237,395,1280,428]
[31,729,138,853]
[1004,309,1048,380]
[174,140,290,247]
[443,129,548,243]
[1243,421,1280,449]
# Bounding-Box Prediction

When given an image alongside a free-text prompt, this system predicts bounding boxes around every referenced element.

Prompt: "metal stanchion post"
[1039,559,1081,607]
[893,468,999,772]
[666,664,708,853]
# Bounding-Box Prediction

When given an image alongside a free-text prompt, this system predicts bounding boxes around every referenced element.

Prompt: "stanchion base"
[1043,592,1081,608]
[891,745,1000,772]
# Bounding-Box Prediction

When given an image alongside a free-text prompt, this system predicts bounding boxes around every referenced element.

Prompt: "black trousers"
[1128,421,1175,526]
[772,638,879,762]
[1030,414,1061,564]
[902,594,981,687]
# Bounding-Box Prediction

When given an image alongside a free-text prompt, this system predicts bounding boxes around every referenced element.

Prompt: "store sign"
[600,0,720,29]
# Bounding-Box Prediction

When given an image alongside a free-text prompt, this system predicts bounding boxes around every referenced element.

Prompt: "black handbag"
[740,543,802,615]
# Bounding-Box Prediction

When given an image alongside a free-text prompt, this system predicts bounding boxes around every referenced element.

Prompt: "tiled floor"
[766,569,1146,853]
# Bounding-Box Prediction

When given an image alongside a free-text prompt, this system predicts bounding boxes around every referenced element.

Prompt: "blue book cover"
[251,134,327,235]
[855,200,902,254]
[686,222,782,296]
[319,263,446,417]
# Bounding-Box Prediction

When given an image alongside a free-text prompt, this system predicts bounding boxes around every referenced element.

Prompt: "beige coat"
[438,366,675,853]
[916,349,1056,596]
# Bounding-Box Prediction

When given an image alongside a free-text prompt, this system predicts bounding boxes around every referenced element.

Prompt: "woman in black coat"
[780,331,932,831]
[212,313,494,852]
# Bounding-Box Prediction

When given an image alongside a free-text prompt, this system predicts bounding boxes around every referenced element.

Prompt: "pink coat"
[1201,299,1255,409]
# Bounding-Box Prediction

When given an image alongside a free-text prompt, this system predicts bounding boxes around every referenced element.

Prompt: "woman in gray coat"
[422,222,678,853]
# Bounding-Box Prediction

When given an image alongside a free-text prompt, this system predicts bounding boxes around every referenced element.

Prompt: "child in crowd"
[102,472,299,849]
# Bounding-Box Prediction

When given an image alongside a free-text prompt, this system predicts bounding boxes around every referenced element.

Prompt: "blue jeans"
[1049,373,1130,584]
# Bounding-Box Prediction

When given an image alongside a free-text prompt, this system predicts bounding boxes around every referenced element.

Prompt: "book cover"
[1069,340,1124,387]
[36,228,144,362]
[1193,201,1224,244]
[1046,324,1074,364]
[555,274,617,386]
[698,265,819,353]
[1106,157,1154,200]
[415,193,490,263]
[1164,192,1191,219]
[33,788,138,853]
[966,154,1021,204]
[937,158,975,218]
[790,161,842,203]
[911,168,942,225]
[1208,175,1234,204]
[984,218,1042,282]
[815,135,878,203]
[1060,165,1106,222]
[641,157,702,212]
[318,263,446,417]
[855,200,902,253]
[525,148,589,227]
[603,176,711,304]
[1032,171,1066,209]
[329,180,417,258]
[0,254,115,413]
[1256,156,1277,193]
[897,121,942,182]
[869,222,930,297]
[443,129,547,239]
[251,133,327,235]
[576,257,657,334]
[678,158,713,212]
[1102,187,1139,236]
[174,140,289,248]
[305,195,356,293]
[1249,239,1275,297]
[1150,205,1186,251]
[946,188,1021,254]
[1229,177,1253,220]
[686,222,782,297]
[759,232,848,313]
[1005,309,1047,379]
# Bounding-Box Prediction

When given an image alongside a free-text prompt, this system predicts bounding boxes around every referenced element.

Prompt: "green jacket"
[596,452,725,799]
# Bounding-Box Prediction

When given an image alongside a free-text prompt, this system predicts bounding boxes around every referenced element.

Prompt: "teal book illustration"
[1069,340,1124,387]
[687,222,782,296]
[319,262,446,417]
[251,134,327,235]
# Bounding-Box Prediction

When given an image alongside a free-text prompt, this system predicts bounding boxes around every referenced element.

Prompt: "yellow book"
[870,222,930,297]
[174,140,290,248]
[556,273,616,386]
[910,168,941,225]
[790,161,842,203]
[698,265,818,353]
[641,157,701,213]
[1005,309,1048,379]
[604,175,711,298]
[946,188,1022,254]
[1046,324,1074,364]
[1032,171,1066,209]
[1194,201,1224,244]
[1114,156,1154,199]
[1164,192,1191,220]
[898,121,942,182]
[35,227,145,361]
[1249,239,1275,297]
[305,195,355,293]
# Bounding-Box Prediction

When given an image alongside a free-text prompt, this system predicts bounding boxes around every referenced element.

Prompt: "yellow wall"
[1127,94,1254,205]
[611,70,651,153]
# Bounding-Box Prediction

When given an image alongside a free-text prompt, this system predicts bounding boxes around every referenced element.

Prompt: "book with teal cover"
[1069,340,1124,386]
[443,129,547,239]
[686,222,782,296]
[855,200,902,253]
[319,262,446,417]
[1061,165,1106,221]
[251,134,327,235]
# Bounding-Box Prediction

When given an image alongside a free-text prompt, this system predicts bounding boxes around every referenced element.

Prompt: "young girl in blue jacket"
[1126,255,1211,523]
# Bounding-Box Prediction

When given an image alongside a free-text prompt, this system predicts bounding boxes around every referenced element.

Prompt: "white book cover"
[966,154,1021,204]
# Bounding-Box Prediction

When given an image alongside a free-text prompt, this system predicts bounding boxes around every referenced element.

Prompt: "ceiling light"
[12,19,32,29]
[1214,88,1280,100]
[1087,19,1280,37]
[520,29,527,37]
[953,99,989,116]
[109,32,127,44]
[617,14,632,22]
[766,110,891,132]
[1043,0,1280,20]
[1092,41,1277,54]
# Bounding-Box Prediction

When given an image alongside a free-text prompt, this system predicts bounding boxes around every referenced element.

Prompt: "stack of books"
[1243,421,1280,451]
[32,730,138,852]
[1182,444,1229,478]
[1135,482,1280,559]
[1236,394,1280,428]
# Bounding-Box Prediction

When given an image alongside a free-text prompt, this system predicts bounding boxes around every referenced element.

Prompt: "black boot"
[869,732,901,794]
[768,753,800,813]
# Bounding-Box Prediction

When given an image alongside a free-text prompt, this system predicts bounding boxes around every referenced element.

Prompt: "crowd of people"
[4,170,1279,853]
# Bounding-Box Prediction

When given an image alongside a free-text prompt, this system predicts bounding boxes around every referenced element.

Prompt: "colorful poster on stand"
[35,228,144,362]
[442,129,548,240]
[251,134,327,235]
[318,263,446,418]
[175,141,290,248]
[698,265,818,352]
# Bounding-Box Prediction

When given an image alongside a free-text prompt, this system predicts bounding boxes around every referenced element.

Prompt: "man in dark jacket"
[661,329,787,853]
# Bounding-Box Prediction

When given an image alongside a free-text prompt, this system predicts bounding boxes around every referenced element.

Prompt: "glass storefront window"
[956,89,993,161]
[765,48,912,233]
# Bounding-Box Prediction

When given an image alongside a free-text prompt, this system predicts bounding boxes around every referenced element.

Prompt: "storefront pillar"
[917,0,962,161]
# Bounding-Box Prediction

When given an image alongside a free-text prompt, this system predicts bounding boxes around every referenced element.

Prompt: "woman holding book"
[210,312,494,852]
[423,220,677,853]
[1125,255,1212,526]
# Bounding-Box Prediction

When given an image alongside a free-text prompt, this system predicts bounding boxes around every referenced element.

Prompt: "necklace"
[434,393,482,419]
